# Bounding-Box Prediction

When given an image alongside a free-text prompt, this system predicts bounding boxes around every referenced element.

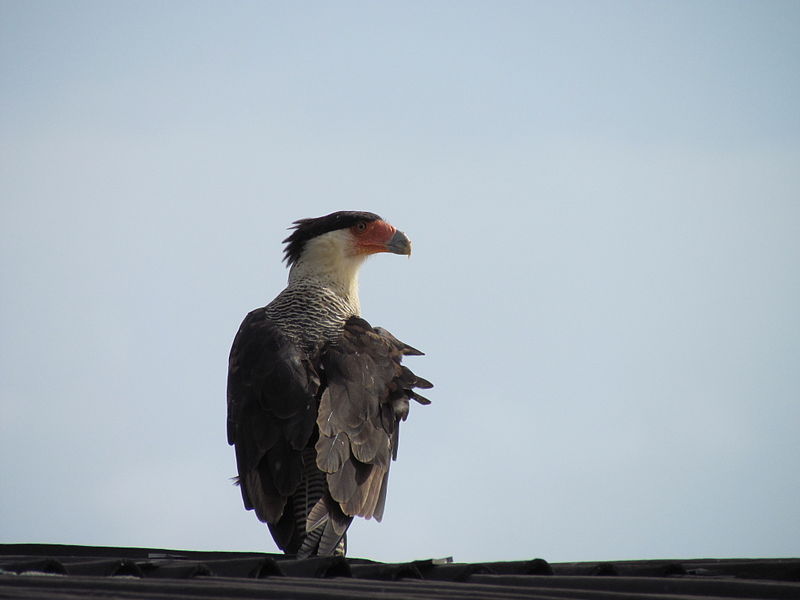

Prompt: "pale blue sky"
[1,1,799,563]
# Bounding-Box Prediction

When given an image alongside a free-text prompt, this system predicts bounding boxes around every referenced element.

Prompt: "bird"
[227,211,432,557]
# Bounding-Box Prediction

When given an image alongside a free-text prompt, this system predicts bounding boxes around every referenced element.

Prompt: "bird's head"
[282,211,412,299]
[283,211,411,267]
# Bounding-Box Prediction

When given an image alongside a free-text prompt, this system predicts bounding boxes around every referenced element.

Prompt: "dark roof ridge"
[2,544,799,600]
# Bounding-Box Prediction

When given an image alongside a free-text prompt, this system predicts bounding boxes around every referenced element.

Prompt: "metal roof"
[2,544,799,599]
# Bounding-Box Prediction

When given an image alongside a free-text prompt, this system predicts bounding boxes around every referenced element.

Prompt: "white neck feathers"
[287,229,366,314]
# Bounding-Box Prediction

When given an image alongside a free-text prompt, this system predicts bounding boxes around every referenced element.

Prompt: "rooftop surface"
[1,544,799,599]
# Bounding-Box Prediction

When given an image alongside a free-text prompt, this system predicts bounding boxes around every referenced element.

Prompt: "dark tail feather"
[297,494,352,558]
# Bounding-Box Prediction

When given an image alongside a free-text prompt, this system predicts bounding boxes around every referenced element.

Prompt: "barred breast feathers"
[265,281,360,352]
[267,228,368,352]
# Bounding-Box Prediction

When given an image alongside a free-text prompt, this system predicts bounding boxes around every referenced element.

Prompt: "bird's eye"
[355,221,367,233]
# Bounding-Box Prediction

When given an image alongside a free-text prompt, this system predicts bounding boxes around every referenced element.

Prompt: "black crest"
[282,211,382,266]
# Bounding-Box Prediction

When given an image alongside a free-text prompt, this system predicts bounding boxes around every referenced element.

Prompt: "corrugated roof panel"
[1,544,798,600]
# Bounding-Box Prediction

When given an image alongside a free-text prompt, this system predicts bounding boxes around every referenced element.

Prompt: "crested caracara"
[227,211,432,557]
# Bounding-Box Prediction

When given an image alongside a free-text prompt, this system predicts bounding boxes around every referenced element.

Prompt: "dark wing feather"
[316,316,432,523]
[226,308,319,549]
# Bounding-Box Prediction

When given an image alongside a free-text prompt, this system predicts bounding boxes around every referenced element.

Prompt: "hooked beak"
[385,229,412,256]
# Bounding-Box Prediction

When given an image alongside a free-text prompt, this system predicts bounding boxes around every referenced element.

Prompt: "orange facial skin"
[351,220,411,256]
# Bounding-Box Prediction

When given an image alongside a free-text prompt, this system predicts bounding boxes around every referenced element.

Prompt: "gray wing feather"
[315,316,432,522]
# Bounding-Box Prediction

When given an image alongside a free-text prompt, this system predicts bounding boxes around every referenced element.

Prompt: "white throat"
[287,229,367,315]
